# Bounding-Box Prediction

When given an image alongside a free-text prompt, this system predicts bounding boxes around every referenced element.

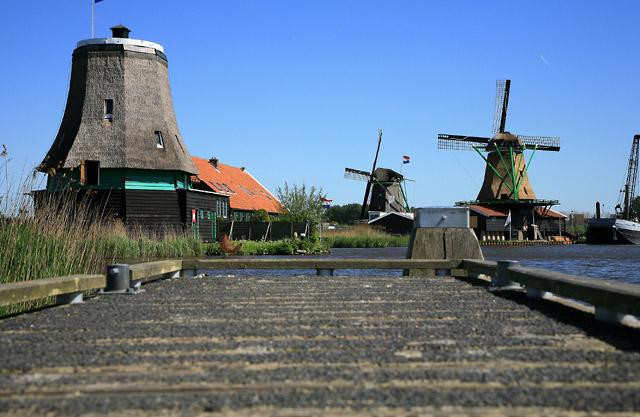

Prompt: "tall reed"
[322,225,409,248]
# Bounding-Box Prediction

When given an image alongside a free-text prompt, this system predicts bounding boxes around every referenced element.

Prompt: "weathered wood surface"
[0,273,639,416]
[0,275,105,307]
[508,265,640,317]
[463,259,498,276]
[129,259,183,282]
[183,258,462,270]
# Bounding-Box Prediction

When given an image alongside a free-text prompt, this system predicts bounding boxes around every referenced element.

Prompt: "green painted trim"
[473,146,511,192]
[508,144,518,200]
[516,146,537,191]
[493,143,515,197]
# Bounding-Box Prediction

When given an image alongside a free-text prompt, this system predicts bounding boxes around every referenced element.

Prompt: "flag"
[95,0,104,3]
[504,210,512,227]
[402,155,410,164]
[321,197,332,209]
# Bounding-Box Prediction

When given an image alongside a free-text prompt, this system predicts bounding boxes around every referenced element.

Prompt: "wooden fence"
[1,258,639,325]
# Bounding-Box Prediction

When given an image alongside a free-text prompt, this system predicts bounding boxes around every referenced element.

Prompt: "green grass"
[322,226,409,248]
[225,239,329,256]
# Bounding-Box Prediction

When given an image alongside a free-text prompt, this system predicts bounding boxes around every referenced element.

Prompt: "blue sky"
[1,0,639,213]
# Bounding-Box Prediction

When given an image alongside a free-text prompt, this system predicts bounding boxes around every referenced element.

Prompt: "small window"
[104,99,114,121]
[80,160,100,186]
[155,131,165,149]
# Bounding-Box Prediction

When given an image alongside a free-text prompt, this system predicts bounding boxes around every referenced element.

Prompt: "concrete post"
[105,264,130,293]
[492,260,521,289]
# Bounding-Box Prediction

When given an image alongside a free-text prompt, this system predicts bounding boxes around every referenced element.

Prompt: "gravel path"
[0,274,639,416]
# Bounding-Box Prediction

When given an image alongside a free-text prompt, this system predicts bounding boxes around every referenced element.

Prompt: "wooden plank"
[462,259,497,276]
[129,260,183,282]
[182,258,462,270]
[0,275,105,307]
[508,266,640,316]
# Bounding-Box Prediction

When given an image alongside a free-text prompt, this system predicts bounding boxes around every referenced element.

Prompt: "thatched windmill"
[36,25,227,237]
[437,80,564,240]
[344,130,410,219]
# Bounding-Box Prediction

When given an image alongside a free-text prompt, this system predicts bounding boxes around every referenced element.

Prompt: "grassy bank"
[322,226,409,248]
[214,238,329,256]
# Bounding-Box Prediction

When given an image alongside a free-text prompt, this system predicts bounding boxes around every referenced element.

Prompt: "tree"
[275,182,325,224]
[250,209,271,222]
[326,203,362,225]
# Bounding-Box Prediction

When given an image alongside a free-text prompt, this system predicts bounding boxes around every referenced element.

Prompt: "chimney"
[110,24,131,39]
[209,157,219,168]
[240,167,245,171]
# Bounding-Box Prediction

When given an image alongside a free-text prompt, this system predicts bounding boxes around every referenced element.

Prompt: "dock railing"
[1,258,639,325]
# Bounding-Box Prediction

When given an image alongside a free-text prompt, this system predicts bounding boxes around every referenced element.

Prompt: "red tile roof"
[469,204,567,219]
[469,205,508,217]
[191,157,283,213]
[535,207,568,219]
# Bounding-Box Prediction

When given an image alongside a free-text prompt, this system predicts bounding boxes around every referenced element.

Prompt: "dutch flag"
[402,155,410,164]
[321,198,333,209]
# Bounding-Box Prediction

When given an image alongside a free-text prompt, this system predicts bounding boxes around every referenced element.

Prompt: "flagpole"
[509,210,512,241]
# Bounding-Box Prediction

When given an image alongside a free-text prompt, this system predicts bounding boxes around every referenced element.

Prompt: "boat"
[586,217,640,244]
[587,135,640,244]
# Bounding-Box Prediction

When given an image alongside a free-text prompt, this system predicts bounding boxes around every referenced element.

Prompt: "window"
[155,131,165,149]
[80,160,100,186]
[104,99,113,121]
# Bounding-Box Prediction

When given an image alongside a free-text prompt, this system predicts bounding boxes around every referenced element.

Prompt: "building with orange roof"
[191,156,283,222]
[469,204,567,241]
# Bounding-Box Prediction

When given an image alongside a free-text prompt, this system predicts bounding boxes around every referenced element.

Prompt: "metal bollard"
[105,264,130,293]
[491,260,521,289]
[316,269,334,276]
[435,269,451,277]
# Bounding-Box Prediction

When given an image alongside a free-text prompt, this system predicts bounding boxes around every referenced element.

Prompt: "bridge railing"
[1,258,639,325]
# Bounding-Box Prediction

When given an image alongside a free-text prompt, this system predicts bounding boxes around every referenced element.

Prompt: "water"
[204,245,640,285]
[482,244,640,285]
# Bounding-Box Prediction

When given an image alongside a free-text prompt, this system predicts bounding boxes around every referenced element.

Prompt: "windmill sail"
[492,79,511,135]
[344,167,371,182]
[437,134,491,151]
[516,135,561,151]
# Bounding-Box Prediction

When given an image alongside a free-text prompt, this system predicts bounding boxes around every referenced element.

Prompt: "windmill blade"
[361,129,383,219]
[438,134,491,151]
[344,167,371,182]
[492,79,511,135]
[517,135,560,151]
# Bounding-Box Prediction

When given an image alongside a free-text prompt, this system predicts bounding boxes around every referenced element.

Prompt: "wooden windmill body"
[438,80,564,240]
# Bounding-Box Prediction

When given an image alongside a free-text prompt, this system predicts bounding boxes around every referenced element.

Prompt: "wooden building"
[469,205,567,241]
[191,157,282,222]
[36,25,226,239]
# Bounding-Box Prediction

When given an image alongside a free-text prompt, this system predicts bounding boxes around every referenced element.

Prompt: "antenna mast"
[623,135,640,219]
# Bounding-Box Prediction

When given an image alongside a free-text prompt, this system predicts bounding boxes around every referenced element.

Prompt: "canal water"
[204,245,640,284]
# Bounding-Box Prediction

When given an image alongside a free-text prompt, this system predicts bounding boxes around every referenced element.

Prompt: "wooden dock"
[0,260,639,416]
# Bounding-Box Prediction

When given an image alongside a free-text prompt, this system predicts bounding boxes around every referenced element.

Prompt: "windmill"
[345,129,410,219]
[437,80,563,240]
[438,80,560,204]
